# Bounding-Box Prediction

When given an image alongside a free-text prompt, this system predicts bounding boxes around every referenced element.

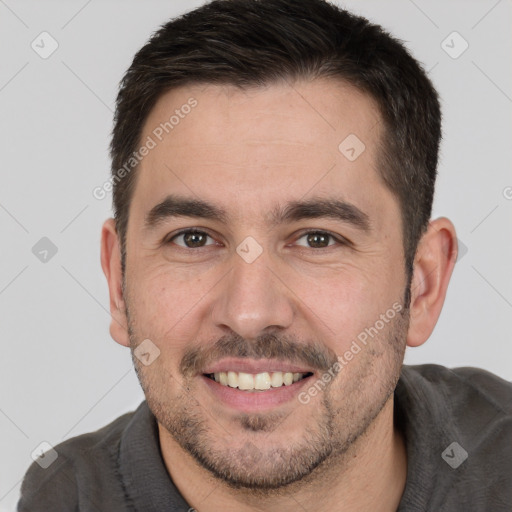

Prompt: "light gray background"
[1,0,511,509]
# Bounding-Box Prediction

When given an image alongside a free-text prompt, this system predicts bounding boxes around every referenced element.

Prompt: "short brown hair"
[110,0,441,284]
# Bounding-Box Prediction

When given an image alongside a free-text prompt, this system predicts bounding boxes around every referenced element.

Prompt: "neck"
[159,397,407,512]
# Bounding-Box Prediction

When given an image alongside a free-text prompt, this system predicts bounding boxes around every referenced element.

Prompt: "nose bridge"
[212,246,294,338]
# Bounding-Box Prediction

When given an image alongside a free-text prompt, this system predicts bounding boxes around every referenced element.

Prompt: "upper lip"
[201,358,315,375]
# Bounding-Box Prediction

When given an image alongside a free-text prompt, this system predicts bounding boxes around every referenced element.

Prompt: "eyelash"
[165,228,349,250]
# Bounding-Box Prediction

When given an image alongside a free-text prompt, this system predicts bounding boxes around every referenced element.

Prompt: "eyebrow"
[272,198,371,232]
[144,194,371,233]
[145,195,229,229]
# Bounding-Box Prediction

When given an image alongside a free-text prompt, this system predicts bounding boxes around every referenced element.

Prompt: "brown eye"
[308,232,330,248]
[295,231,338,249]
[170,230,214,248]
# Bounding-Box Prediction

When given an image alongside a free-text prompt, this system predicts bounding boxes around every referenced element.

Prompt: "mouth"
[200,359,316,412]
[204,371,314,391]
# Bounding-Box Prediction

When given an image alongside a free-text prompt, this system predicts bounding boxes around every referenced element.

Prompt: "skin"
[101,78,457,511]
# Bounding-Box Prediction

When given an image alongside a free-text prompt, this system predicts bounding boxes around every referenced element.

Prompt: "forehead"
[143,78,380,156]
[131,78,393,227]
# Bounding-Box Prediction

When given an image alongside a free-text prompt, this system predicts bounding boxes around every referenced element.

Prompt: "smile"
[200,358,316,411]
[204,371,313,391]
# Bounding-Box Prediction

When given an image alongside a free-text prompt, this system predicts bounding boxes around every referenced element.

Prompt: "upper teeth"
[212,371,305,390]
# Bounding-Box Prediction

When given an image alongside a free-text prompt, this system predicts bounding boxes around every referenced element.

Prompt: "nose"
[211,251,295,340]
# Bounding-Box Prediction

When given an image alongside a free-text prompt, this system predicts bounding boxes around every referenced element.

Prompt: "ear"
[100,218,130,347]
[406,217,458,348]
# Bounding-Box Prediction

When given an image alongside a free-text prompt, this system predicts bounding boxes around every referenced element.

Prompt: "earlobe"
[406,217,458,348]
[100,218,130,347]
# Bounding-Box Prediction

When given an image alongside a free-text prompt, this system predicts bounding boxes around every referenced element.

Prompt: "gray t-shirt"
[17,364,512,511]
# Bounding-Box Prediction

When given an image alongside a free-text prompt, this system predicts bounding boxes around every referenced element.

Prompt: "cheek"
[296,265,403,355]
[127,265,214,348]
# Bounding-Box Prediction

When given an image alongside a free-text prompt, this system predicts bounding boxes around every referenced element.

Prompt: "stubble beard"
[126,297,409,492]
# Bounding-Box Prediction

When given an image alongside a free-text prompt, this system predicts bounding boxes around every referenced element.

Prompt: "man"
[18,0,512,510]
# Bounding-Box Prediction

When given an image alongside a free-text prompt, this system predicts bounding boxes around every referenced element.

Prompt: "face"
[121,78,410,489]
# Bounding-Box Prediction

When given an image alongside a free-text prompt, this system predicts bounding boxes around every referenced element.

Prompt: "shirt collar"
[118,401,191,511]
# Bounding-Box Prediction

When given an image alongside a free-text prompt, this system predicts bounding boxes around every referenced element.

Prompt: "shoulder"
[400,363,512,413]
[397,364,512,509]
[17,406,140,512]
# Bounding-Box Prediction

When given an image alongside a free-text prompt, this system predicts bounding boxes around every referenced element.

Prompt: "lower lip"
[201,375,313,413]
